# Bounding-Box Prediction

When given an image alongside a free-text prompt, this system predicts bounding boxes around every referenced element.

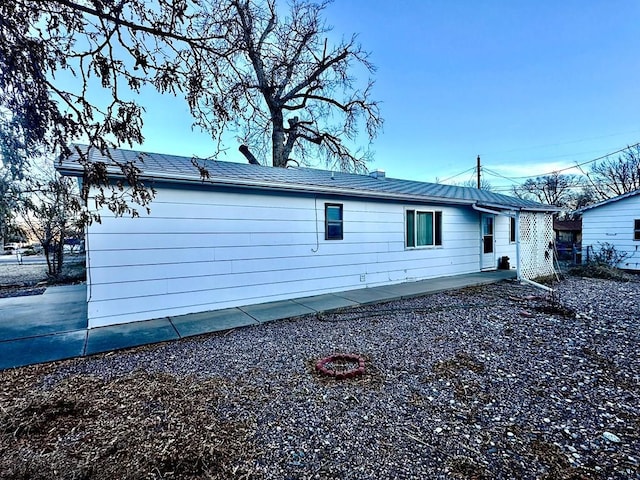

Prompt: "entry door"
[481,214,496,270]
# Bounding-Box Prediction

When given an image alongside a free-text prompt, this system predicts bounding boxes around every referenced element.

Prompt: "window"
[325,203,343,240]
[482,215,494,253]
[635,219,640,241]
[509,217,516,243]
[406,210,442,247]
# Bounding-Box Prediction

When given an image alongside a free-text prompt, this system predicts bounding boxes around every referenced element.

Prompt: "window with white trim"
[406,210,442,247]
[325,203,343,240]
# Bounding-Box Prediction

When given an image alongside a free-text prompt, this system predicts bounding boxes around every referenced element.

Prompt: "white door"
[481,214,496,270]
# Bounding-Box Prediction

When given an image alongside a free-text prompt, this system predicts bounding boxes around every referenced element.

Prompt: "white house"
[58,146,557,328]
[578,189,640,270]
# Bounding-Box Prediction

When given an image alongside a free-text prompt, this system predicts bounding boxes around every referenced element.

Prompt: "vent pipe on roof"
[239,145,260,165]
[369,169,386,179]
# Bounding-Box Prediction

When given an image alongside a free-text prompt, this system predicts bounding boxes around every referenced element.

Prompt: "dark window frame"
[634,219,640,241]
[405,209,443,248]
[509,217,517,243]
[325,203,344,240]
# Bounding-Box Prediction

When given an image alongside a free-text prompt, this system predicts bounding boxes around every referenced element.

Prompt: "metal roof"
[575,189,640,213]
[57,145,556,212]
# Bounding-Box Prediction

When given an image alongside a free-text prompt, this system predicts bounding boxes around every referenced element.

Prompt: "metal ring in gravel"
[315,353,365,379]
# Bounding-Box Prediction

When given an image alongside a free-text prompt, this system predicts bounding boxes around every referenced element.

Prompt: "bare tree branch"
[588,145,640,199]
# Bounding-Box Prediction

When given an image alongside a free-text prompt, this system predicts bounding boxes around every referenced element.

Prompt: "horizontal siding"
[582,195,640,270]
[86,187,487,327]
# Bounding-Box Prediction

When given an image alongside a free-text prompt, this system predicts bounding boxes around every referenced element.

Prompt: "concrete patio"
[0,270,517,370]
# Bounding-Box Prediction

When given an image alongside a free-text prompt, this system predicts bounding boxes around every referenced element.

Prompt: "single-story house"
[58,146,558,328]
[577,189,640,270]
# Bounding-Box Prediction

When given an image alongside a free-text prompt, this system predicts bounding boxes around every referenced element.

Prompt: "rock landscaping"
[0,275,638,479]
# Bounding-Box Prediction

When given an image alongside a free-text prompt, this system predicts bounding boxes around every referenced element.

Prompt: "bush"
[569,263,630,281]
[568,243,634,280]
[587,242,629,267]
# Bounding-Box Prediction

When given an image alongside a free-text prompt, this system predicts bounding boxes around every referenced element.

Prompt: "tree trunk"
[44,243,54,277]
[271,111,286,167]
[56,239,64,275]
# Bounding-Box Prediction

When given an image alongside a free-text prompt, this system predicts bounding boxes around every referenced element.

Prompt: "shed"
[58,146,558,328]
[577,189,640,270]
[553,218,582,261]
[553,219,582,244]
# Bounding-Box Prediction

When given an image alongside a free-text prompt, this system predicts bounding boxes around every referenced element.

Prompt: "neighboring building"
[553,219,582,261]
[577,189,640,270]
[553,219,582,244]
[58,146,557,328]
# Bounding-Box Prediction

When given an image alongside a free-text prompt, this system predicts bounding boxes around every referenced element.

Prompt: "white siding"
[85,186,491,327]
[582,194,640,270]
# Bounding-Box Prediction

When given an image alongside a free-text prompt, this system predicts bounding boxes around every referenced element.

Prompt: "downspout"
[471,204,502,215]
[515,209,521,281]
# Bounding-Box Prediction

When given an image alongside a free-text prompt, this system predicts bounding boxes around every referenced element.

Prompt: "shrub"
[570,243,632,280]
[568,263,629,280]
[587,242,628,267]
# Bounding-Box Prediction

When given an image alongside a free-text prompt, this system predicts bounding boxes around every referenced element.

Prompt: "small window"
[634,219,640,241]
[509,217,516,243]
[406,209,442,247]
[325,203,343,240]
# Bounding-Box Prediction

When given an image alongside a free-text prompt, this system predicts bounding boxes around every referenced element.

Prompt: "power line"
[438,166,475,184]
[478,129,640,157]
[483,141,640,182]
[482,168,521,185]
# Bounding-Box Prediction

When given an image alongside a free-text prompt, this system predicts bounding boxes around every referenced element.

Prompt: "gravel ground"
[1,275,638,479]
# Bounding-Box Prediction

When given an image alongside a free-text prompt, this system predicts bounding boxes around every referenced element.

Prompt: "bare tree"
[454,178,493,191]
[512,173,580,208]
[572,186,597,210]
[17,161,82,276]
[193,0,382,171]
[2,0,381,226]
[586,144,640,199]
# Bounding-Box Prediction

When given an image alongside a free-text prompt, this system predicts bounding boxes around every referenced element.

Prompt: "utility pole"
[477,155,481,189]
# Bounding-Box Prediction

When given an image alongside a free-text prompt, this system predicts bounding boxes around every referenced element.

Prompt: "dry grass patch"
[0,370,256,480]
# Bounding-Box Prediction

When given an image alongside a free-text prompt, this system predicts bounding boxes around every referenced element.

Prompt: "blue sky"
[134,0,640,192]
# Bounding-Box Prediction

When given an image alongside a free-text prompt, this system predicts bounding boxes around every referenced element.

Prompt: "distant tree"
[193,0,382,171]
[0,118,27,247]
[572,186,598,210]
[455,178,493,191]
[586,144,640,199]
[512,173,579,208]
[17,161,81,276]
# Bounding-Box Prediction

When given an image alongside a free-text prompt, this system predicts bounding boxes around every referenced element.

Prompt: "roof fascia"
[575,189,640,214]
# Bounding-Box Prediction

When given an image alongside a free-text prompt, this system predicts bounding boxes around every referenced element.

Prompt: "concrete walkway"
[0,270,516,370]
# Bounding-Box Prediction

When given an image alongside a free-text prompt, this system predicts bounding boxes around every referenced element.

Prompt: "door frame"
[480,213,496,271]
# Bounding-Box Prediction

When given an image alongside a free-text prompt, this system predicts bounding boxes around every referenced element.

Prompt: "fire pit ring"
[315,353,365,379]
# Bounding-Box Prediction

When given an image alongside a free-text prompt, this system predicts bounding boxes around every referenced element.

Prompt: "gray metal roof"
[575,188,640,213]
[58,145,555,211]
